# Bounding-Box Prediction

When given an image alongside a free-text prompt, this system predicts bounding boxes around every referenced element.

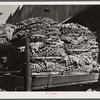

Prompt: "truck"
[0,17,99,91]
[0,34,99,91]
[10,37,100,91]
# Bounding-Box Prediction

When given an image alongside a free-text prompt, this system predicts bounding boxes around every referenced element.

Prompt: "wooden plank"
[31,73,99,90]
[49,74,90,85]
[25,38,32,91]
[48,73,99,88]
[32,86,47,90]
[32,75,48,87]
[30,57,62,61]
[30,34,46,38]
[48,80,98,88]
[66,49,89,52]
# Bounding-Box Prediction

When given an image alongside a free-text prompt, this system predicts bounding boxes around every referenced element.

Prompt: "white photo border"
[0,1,100,99]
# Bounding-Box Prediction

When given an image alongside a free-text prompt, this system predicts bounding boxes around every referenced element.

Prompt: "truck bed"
[15,73,99,90]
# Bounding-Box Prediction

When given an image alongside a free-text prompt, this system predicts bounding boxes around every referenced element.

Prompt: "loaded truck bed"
[16,73,99,90]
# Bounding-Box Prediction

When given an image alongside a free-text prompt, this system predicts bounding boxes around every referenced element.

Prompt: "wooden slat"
[48,73,99,88]
[49,74,90,85]
[30,57,62,61]
[25,38,32,91]
[32,75,48,87]
[48,80,98,88]
[66,49,89,52]
[15,73,99,90]
[31,73,99,90]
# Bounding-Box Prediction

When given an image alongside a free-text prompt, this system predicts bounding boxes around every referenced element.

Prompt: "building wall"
[6,5,90,25]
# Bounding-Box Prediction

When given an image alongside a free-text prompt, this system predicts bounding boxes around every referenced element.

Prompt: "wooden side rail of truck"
[10,37,100,91]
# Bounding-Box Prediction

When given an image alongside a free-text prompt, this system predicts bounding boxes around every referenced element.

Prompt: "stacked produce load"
[12,17,66,74]
[13,17,60,39]
[59,23,99,73]
[0,24,16,44]
[12,17,99,75]
[12,17,65,57]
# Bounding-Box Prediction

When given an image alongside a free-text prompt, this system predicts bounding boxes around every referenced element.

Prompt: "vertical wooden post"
[25,38,32,91]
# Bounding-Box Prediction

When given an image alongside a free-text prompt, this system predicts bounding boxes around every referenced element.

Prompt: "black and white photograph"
[0,3,100,93]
